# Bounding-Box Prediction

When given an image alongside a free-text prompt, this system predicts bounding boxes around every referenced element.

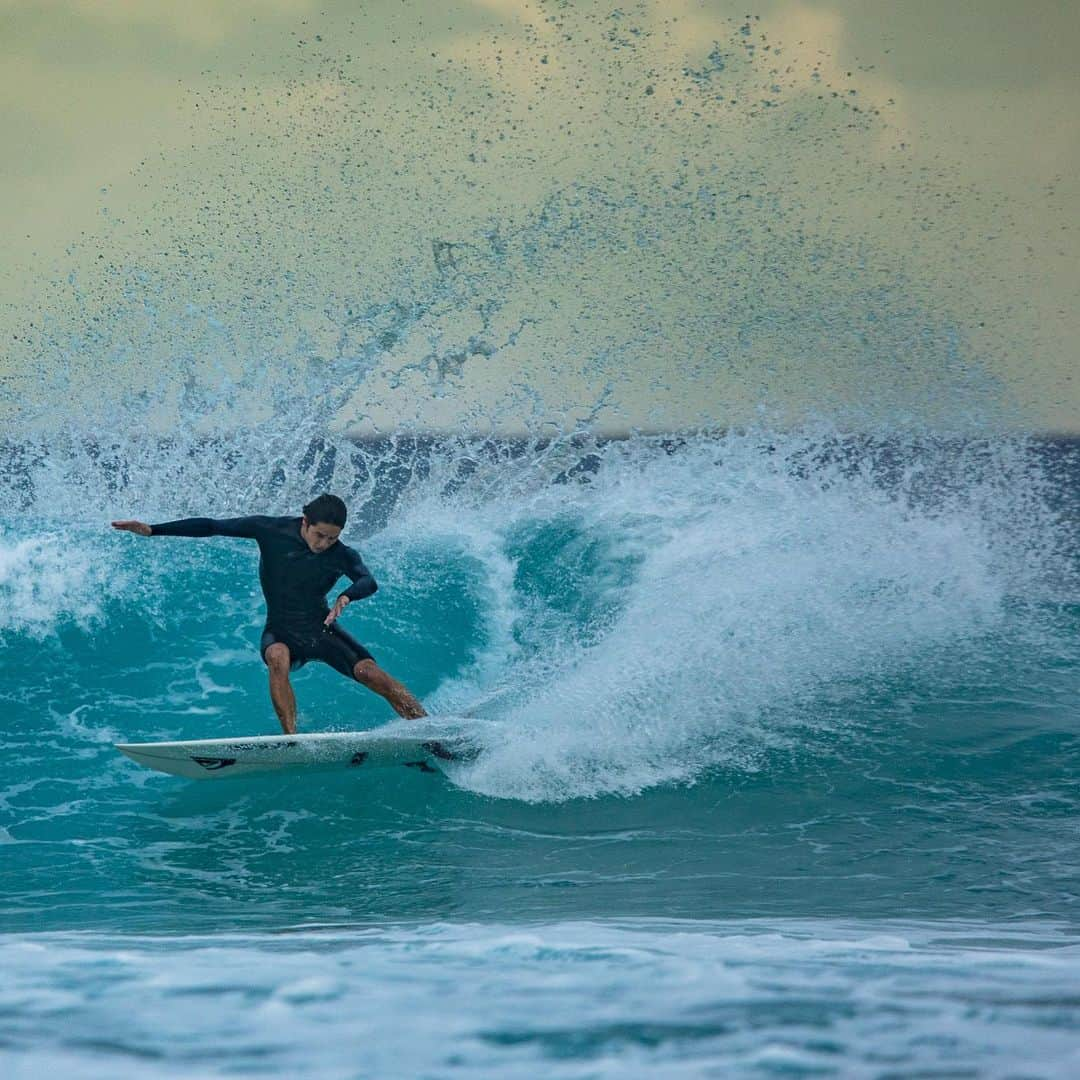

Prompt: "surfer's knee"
[265,642,291,674]
[352,658,385,689]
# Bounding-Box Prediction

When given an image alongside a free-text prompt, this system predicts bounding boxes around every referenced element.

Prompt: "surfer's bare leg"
[353,659,427,720]
[264,643,298,734]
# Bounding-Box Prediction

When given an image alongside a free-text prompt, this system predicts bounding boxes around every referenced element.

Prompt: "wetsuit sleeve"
[337,545,378,601]
[148,516,267,539]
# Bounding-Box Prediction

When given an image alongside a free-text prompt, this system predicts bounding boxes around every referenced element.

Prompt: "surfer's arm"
[337,547,378,602]
[324,549,377,626]
[143,516,266,539]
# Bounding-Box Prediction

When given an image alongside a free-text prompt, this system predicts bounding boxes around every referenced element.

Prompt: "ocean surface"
[3,4,1079,1071]
[2,429,1079,1077]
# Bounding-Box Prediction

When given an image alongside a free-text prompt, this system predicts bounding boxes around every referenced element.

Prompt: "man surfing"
[112,494,426,733]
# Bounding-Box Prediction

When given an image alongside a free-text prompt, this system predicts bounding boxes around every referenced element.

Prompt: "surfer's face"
[301,517,342,553]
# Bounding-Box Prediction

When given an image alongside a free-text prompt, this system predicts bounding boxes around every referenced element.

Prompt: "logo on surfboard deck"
[224,741,298,751]
[191,756,238,771]
[421,739,480,763]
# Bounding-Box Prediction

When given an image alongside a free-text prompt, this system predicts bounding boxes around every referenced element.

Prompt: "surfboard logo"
[421,740,456,761]
[421,739,479,763]
[225,741,297,751]
[191,756,238,771]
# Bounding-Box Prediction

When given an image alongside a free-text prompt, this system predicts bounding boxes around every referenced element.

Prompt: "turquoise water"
[3,8,1079,1071]
[3,429,1080,1076]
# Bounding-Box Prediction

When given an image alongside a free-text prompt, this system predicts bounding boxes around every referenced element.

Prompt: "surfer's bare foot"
[352,660,427,719]
[396,698,427,720]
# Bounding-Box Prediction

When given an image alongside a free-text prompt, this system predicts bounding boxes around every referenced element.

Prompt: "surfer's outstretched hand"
[324,594,350,627]
[111,520,152,536]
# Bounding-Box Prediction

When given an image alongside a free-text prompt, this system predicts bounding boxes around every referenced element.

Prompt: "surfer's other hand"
[111,520,152,537]
[324,595,350,626]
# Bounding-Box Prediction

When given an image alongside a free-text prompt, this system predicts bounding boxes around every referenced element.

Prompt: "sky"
[2,0,1078,434]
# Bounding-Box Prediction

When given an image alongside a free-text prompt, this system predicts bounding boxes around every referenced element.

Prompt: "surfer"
[111,494,426,733]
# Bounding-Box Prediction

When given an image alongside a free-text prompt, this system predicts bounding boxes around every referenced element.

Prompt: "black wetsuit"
[150,515,378,678]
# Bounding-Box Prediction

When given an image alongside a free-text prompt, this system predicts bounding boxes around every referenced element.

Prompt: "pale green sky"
[2,1,1078,433]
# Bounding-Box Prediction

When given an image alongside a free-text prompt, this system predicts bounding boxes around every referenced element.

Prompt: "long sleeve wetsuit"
[149,515,379,674]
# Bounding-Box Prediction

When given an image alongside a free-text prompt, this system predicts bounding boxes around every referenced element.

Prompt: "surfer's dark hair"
[303,493,347,528]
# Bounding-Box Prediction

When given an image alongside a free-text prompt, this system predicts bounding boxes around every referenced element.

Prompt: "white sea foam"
[2,920,1078,1079]
[0,532,122,639]
[393,431,1066,801]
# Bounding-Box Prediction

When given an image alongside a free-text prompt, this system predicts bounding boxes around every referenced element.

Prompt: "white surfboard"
[115,720,482,781]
